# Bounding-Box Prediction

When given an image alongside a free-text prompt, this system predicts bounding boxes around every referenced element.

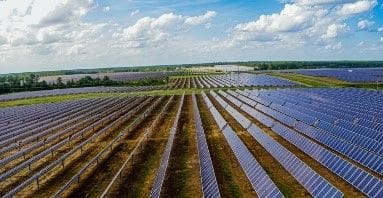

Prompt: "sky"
[0,0,383,73]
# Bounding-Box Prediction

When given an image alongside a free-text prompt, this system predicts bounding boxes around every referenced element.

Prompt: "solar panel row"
[241,89,383,175]
[151,94,185,198]
[195,73,297,88]
[271,123,383,197]
[0,98,127,158]
[54,96,165,197]
[192,93,221,198]
[214,91,343,198]
[0,85,165,102]
[201,92,283,198]
[4,97,154,197]
[229,89,383,197]
[283,68,383,82]
[100,95,175,198]
[0,97,145,183]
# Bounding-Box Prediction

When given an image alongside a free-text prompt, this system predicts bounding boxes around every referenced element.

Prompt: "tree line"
[0,74,167,95]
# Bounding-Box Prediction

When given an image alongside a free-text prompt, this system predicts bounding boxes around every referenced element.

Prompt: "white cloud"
[130,9,140,17]
[337,0,378,16]
[114,11,216,48]
[325,41,342,50]
[293,0,356,6]
[0,0,95,47]
[380,37,383,42]
[0,36,7,45]
[322,23,349,39]
[357,19,374,30]
[103,6,110,12]
[378,27,383,32]
[184,11,216,26]
[229,0,376,50]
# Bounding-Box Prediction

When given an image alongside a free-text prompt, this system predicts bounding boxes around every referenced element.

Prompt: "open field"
[0,71,382,197]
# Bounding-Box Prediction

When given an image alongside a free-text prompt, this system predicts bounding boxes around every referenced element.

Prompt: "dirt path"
[197,94,257,198]
[64,97,166,197]
[109,96,179,197]
[160,95,202,198]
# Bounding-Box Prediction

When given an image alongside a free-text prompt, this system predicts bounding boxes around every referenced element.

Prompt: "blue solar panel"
[151,94,185,198]
[201,92,283,198]
[283,68,383,82]
[229,89,383,197]
[213,91,343,198]
[191,94,221,197]
[239,89,383,175]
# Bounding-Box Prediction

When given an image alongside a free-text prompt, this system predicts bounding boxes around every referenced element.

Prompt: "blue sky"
[0,0,382,73]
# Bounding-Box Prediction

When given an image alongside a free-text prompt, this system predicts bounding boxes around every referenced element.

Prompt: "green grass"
[269,72,347,87]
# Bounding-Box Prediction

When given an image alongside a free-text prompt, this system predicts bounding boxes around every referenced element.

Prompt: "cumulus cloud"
[322,24,349,39]
[325,41,342,50]
[0,36,7,45]
[130,9,140,17]
[0,0,95,47]
[103,6,110,12]
[114,11,217,48]
[357,19,374,30]
[337,0,377,16]
[293,0,356,6]
[229,0,377,50]
[184,11,216,26]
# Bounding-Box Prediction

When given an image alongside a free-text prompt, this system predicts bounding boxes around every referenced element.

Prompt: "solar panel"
[238,89,383,175]
[151,94,185,198]
[201,92,283,197]
[216,91,343,197]
[192,94,221,197]
[271,123,383,197]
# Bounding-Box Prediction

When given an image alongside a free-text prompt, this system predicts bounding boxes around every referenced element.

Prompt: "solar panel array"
[193,73,296,88]
[201,92,283,198]
[2,97,154,197]
[0,85,166,102]
[222,88,383,197]
[151,94,185,198]
[191,93,221,198]
[100,95,175,197]
[54,96,165,197]
[282,68,383,82]
[213,91,343,198]
[238,88,383,175]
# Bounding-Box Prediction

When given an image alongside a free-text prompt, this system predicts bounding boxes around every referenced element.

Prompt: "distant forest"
[179,61,383,70]
[1,61,382,77]
[0,74,167,95]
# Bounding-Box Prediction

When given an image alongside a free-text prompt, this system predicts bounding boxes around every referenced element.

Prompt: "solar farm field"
[0,86,167,102]
[169,73,298,89]
[281,68,383,83]
[0,71,382,198]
